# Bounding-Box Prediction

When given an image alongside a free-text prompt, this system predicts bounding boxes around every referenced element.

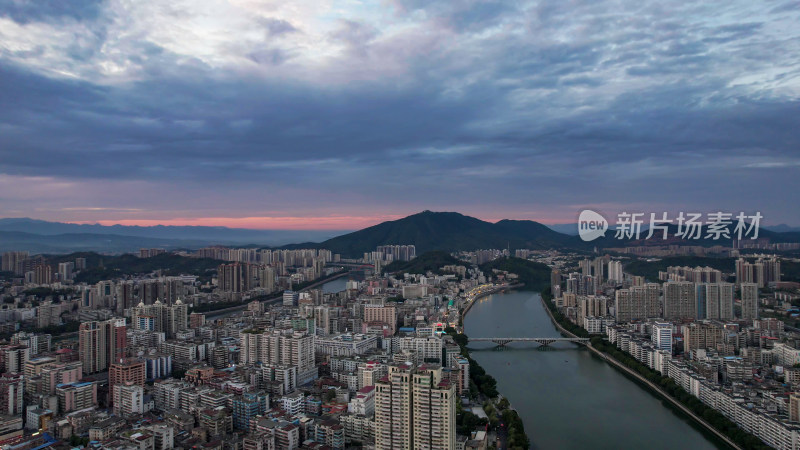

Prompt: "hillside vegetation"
[44,252,224,284]
[383,251,466,275]
[479,257,551,291]
[314,211,581,257]
[624,256,735,282]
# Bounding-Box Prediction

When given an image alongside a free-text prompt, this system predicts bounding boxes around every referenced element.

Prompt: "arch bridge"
[469,337,589,347]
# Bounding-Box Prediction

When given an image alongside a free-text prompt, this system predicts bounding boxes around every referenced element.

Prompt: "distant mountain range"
[300,211,800,257]
[764,224,800,233]
[3,213,800,256]
[545,223,579,235]
[0,218,347,254]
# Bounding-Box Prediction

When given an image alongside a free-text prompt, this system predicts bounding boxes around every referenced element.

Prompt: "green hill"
[623,256,735,282]
[314,211,582,258]
[479,257,552,291]
[383,251,466,275]
[44,252,225,284]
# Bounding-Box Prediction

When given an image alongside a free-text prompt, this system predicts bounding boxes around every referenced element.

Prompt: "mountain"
[312,211,800,258]
[313,211,583,257]
[545,223,580,235]
[0,231,214,254]
[0,218,346,245]
[6,212,800,256]
[479,257,552,291]
[764,224,800,233]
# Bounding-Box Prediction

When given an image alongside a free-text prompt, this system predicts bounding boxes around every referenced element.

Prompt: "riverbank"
[297,269,350,292]
[455,284,529,448]
[459,282,523,332]
[446,327,531,448]
[538,290,743,450]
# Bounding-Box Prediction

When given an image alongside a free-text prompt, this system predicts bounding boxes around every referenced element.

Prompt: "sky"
[1,0,799,230]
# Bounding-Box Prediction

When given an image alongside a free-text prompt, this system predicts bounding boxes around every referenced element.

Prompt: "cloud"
[0,0,104,24]
[1,0,799,226]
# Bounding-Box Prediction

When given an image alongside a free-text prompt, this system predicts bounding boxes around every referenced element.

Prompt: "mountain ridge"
[0,218,347,246]
[309,210,584,257]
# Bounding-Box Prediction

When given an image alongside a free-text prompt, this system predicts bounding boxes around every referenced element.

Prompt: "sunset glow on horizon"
[63,211,577,230]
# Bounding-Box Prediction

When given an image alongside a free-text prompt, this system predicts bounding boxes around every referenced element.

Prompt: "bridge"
[332,262,375,270]
[469,337,589,347]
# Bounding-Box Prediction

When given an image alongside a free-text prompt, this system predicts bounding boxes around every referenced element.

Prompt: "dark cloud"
[1,0,799,223]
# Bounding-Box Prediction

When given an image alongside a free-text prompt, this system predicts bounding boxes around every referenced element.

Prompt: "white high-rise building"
[607,261,623,283]
[113,383,144,417]
[651,322,673,353]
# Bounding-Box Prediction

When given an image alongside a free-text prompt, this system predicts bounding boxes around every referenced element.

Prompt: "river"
[464,290,727,450]
[321,276,349,293]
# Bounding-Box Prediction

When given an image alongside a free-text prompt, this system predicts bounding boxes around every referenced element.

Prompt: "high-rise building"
[607,261,623,283]
[695,284,707,320]
[550,269,561,292]
[740,283,759,321]
[110,359,146,393]
[364,304,397,335]
[218,263,245,292]
[56,382,97,413]
[703,283,735,320]
[257,266,276,293]
[375,245,416,262]
[592,256,606,283]
[614,283,660,323]
[0,345,30,374]
[577,295,608,324]
[232,391,269,430]
[131,300,188,338]
[33,264,52,285]
[683,322,724,352]
[79,318,127,374]
[283,291,299,307]
[736,257,781,288]
[790,394,800,423]
[1,251,28,273]
[57,262,74,281]
[374,364,455,450]
[651,323,673,353]
[239,330,316,384]
[113,383,144,417]
[190,312,206,329]
[579,259,592,276]
[663,281,696,320]
[0,373,24,416]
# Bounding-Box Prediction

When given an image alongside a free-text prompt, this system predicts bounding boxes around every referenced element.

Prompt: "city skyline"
[2,0,800,228]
